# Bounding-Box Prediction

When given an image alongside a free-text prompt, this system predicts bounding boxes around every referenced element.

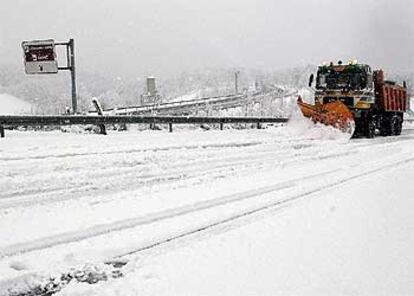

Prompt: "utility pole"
[235,71,240,94]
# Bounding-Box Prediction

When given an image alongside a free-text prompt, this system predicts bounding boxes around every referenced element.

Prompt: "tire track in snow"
[0,133,405,209]
[0,140,298,197]
[0,137,317,197]
[111,155,414,259]
[1,130,412,260]
[0,169,338,258]
[2,153,413,259]
[0,140,263,162]
[0,143,288,197]
[0,146,292,198]
[3,153,414,296]
[0,138,309,179]
[0,143,357,210]
[3,130,411,194]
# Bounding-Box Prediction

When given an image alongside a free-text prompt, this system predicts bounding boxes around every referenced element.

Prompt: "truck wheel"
[380,117,389,136]
[365,118,375,138]
[395,118,402,136]
[389,116,398,136]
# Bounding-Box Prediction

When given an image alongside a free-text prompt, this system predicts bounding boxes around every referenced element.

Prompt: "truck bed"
[374,70,407,112]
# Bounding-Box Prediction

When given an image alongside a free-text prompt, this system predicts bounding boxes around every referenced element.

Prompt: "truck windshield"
[316,67,368,90]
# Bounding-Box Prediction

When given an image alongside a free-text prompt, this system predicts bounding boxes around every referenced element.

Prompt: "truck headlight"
[355,101,371,109]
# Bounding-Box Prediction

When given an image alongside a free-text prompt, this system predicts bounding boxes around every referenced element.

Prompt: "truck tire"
[380,116,389,136]
[395,116,403,136]
[389,115,399,136]
[365,117,375,138]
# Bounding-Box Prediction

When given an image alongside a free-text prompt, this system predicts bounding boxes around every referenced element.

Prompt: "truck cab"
[312,62,375,111]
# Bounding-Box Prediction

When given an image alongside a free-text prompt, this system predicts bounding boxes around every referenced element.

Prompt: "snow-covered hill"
[0,93,32,115]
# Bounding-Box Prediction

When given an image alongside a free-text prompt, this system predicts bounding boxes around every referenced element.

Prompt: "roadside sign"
[22,39,58,74]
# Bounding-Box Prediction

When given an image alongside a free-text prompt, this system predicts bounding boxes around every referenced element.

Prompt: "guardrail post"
[92,98,107,135]
[220,122,224,130]
[257,122,261,129]
[0,125,4,138]
[169,122,173,132]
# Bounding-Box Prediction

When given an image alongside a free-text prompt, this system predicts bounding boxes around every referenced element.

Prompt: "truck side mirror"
[308,74,314,87]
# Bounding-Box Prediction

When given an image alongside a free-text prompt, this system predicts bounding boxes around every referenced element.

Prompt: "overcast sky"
[0,0,413,77]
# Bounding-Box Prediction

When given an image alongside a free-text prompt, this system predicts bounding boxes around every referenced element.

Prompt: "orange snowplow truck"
[298,61,408,138]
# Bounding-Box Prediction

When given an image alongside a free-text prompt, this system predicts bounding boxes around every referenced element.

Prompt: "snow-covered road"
[1,121,413,295]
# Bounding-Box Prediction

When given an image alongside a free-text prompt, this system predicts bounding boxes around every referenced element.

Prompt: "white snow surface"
[0,94,32,115]
[0,120,413,295]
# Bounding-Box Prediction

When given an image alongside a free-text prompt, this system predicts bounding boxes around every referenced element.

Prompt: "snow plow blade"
[297,97,355,134]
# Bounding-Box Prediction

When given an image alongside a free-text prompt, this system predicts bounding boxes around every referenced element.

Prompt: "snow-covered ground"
[0,118,413,295]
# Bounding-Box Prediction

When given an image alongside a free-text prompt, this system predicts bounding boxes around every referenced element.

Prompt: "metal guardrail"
[0,115,289,138]
[0,115,288,125]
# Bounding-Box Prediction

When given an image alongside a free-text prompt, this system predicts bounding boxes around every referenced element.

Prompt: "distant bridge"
[90,87,296,116]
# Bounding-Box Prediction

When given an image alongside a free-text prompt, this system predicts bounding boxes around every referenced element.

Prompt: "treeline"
[1,62,412,115]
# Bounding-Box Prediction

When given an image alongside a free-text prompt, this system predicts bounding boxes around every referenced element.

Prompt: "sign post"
[22,38,78,114]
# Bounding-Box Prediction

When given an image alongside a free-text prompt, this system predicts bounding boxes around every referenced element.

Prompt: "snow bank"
[0,93,32,115]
